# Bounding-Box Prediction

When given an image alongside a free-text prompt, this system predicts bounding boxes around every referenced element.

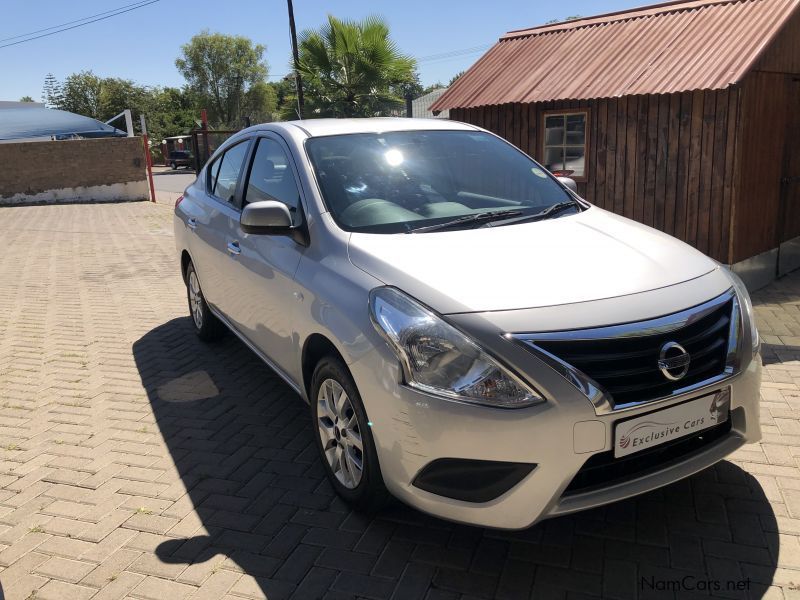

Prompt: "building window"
[543,111,588,179]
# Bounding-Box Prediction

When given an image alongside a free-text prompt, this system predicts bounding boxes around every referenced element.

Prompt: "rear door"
[222,134,306,379]
[188,139,251,314]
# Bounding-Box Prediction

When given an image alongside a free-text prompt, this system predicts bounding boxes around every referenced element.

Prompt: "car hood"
[347,207,717,314]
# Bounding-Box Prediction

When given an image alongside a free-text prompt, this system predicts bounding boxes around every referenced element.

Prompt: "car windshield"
[305,130,577,233]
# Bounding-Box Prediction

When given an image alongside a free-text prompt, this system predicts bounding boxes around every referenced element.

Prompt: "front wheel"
[170,161,177,170]
[311,356,388,511]
[185,262,225,342]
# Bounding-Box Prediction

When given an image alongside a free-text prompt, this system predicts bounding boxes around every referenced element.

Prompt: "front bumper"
[354,350,759,529]
[349,273,761,529]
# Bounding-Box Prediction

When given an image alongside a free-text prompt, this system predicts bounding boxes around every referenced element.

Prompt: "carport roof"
[0,107,126,141]
[431,0,800,111]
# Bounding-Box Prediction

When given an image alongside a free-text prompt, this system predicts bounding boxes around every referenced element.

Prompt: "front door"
[223,134,306,381]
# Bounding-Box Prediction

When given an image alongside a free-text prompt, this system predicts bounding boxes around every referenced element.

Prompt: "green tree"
[59,71,103,117]
[242,81,277,124]
[41,73,63,108]
[448,70,465,86]
[176,30,268,127]
[545,15,583,24]
[19,96,34,102]
[57,70,199,148]
[270,77,298,119]
[291,15,416,118]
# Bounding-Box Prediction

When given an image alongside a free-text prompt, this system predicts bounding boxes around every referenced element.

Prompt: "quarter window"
[209,142,249,204]
[543,111,588,179]
[244,138,302,223]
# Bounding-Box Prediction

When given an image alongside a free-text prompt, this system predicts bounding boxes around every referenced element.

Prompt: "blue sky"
[1,0,645,102]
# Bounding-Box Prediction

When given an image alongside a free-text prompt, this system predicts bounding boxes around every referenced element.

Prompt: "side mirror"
[241,200,292,235]
[557,176,578,193]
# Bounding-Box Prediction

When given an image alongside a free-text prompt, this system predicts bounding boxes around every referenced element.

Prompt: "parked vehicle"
[168,150,192,170]
[174,118,761,529]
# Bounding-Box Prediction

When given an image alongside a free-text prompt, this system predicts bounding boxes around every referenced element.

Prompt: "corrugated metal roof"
[431,0,800,112]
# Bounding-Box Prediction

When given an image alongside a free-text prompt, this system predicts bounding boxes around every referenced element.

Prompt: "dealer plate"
[614,390,730,458]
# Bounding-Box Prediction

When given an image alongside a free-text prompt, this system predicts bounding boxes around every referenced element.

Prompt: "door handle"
[187,218,197,230]
[226,241,241,256]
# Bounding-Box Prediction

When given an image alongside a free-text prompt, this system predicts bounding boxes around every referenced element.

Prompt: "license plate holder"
[613,389,730,458]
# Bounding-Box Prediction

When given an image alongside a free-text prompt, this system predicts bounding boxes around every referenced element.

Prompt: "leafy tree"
[545,15,583,24]
[176,30,269,127]
[290,15,416,118]
[19,96,34,102]
[242,81,278,124]
[56,70,199,153]
[448,70,465,86]
[59,71,103,117]
[41,73,63,108]
[270,77,299,119]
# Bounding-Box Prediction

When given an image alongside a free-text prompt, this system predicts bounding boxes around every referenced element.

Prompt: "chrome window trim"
[512,289,741,414]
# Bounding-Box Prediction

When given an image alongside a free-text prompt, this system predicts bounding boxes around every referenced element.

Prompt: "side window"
[542,111,588,179]
[209,142,249,204]
[244,138,302,221]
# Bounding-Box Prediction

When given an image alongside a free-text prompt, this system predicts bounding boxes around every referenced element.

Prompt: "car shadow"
[133,317,778,599]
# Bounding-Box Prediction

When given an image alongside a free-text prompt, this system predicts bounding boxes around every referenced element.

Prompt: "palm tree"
[291,15,416,118]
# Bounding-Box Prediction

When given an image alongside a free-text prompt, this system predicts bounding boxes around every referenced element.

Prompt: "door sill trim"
[207,304,306,401]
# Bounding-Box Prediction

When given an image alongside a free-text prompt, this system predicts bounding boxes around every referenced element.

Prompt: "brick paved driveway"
[0,202,797,599]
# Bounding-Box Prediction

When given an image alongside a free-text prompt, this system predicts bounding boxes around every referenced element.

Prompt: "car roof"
[245,117,479,138]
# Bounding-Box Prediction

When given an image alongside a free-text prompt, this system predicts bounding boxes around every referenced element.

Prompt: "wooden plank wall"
[732,73,789,262]
[732,10,800,262]
[450,89,740,263]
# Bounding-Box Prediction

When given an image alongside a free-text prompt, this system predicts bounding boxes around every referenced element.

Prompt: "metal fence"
[190,129,239,171]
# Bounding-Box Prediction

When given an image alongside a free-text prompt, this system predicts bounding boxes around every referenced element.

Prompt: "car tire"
[171,161,177,170]
[311,355,389,512]
[185,262,225,342]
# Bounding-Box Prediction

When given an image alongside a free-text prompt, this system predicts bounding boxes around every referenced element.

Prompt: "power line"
[264,43,492,80]
[0,0,157,44]
[0,0,160,49]
[416,44,492,62]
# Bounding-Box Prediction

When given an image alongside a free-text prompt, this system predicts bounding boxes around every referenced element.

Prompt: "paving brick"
[0,201,797,600]
[316,547,375,574]
[131,575,197,600]
[186,569,241,600]
[35,556,95,583]
[80,548,141,588]
[36,579,96,600]
[89,571,146,600]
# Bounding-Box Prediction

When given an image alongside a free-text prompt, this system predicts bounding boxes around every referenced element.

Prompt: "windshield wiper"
[407,209,523,233]
[484,201,579,227]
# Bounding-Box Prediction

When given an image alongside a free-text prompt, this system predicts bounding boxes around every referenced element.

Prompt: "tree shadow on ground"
[133,317,778,599]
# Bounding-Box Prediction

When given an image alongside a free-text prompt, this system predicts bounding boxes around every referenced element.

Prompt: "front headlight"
[726,268,759,351]
[369,287,543,408]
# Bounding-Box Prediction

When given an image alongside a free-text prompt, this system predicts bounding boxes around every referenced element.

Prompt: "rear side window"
[244,138,302,222]
[208,142,249,204]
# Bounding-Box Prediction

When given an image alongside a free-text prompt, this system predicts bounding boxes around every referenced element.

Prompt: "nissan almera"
[174,118,760,529]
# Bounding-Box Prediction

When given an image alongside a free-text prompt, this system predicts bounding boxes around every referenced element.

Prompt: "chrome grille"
[518,291,737,408]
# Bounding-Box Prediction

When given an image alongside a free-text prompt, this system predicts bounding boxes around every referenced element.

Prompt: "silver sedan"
[174,118,761,529]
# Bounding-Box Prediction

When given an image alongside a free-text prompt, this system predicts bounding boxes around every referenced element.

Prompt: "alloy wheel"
[317,378,364,489]
[188,270,204,329]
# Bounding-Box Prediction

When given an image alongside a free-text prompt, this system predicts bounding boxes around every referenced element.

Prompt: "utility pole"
[287,0,304,119]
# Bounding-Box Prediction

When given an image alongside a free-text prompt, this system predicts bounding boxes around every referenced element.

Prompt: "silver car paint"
[174,118,761,529]
[348,207,717,314]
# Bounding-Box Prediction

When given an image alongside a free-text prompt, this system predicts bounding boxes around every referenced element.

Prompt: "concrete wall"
[0,137,149,205]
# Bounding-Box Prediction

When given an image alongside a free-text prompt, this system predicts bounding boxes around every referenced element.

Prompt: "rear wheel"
[170,161,177,170]
[311,356,388,511]
[185,262,225,342]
